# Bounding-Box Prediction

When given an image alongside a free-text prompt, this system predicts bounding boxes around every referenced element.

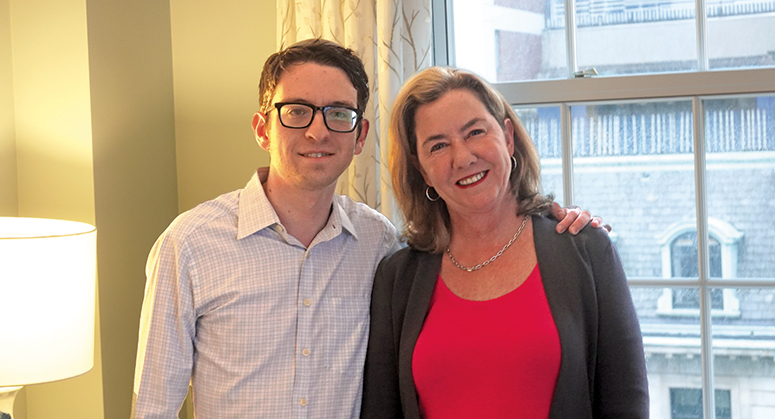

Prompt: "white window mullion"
[564,0,578,77]
[695,0,709,71]
[561,103,574,205]
[693,96,716,418]
[432,0,454,66]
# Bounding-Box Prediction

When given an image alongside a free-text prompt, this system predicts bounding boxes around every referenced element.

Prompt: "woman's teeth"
[458,171,485,186]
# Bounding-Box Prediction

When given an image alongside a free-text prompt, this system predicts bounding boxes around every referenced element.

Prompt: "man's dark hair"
[258,39,369,114]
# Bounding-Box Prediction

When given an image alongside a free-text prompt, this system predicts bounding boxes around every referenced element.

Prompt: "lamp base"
[0,386,21,419]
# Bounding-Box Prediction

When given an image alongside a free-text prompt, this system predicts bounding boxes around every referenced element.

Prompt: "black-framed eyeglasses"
[269,102,363,133]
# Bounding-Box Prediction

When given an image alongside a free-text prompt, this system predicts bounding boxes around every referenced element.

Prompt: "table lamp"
[0,217,97,419]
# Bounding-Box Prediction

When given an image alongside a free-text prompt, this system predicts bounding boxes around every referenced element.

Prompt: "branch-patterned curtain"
[278,0,433,224]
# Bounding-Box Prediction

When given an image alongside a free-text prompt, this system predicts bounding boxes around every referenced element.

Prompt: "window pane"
[515,106,565,205]
[712,288,775,418]
[704,95,775,281]
[452,0,568,82]
[673,288,723,310]
[634,286,703,418]
[671,232,700,278]
[670,233,722,279]
[707,1,775,70]
[570,100,695,278]
[669,388,732,419]
[574,0,698,76]
[670,388,704,419]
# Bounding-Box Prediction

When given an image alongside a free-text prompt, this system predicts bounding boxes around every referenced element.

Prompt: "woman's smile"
[457,171,487,187]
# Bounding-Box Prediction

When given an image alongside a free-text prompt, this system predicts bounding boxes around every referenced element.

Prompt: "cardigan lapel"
[397,251,442,419]
[533,215,595,419]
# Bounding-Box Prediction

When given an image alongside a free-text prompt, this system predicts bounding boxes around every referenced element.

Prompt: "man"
[132,39,599,418]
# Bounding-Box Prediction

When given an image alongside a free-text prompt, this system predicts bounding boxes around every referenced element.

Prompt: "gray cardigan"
[361,215,649,418]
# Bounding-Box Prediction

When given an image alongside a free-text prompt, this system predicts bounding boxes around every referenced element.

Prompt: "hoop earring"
[425,186,440,202]
[510,155,518,172]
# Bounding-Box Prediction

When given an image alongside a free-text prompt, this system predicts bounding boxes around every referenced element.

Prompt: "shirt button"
[302,348,310,356]
[299,398,307,406]
[303,299,312,307]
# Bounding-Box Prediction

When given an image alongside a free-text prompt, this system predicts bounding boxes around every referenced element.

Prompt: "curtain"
[278,0,433,224]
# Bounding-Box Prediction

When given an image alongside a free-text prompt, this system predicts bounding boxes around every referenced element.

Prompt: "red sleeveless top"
[412,264,561,418]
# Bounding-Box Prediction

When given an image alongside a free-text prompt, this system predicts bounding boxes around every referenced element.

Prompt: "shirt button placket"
[295,249,314,418]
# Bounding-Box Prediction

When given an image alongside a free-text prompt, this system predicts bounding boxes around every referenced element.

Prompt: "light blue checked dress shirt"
[132,168,401,419]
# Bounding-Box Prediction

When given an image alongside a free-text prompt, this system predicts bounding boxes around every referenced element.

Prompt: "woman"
[361,67,648,418]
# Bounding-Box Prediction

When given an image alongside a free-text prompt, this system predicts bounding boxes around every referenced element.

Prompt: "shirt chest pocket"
[322,296,371,376]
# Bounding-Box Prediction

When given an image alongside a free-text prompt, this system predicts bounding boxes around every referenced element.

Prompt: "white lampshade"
[0,217,97,387]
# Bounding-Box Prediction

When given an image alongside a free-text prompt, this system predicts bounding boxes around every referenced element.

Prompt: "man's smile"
[301,152,334,158]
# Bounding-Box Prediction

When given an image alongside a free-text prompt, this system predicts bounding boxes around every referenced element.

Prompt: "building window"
[656,219,743,317]
[671,232,723,310]
[671,232,722,279]
[670,388,731,419]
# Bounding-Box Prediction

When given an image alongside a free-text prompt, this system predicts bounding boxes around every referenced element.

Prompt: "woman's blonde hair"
[389,67,552,253]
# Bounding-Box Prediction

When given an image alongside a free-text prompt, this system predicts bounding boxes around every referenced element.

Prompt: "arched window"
[670,232,723,310]
[656,218,743,317]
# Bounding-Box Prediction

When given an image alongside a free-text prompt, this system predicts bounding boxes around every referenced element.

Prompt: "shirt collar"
[330,194,358,241]
[236,168,281,240]
[236,168,359,242]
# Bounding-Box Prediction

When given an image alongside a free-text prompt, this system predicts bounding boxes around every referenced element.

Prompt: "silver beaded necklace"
[446,215,530,272]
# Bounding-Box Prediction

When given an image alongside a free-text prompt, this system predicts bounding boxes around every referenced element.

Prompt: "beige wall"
[8,1,102,418]
[170,0,273,213]
[0,0,17,216]
[3,0,275,417]
[86,1,180,418]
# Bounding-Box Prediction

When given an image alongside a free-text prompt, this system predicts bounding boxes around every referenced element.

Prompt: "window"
[655,219,743,317]
[435,0,775,417]
[670,388,732,419]
[448,0,775,83]
[670,232,721,280]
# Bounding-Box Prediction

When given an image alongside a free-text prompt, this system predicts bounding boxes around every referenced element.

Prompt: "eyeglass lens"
[277,104,358,132]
